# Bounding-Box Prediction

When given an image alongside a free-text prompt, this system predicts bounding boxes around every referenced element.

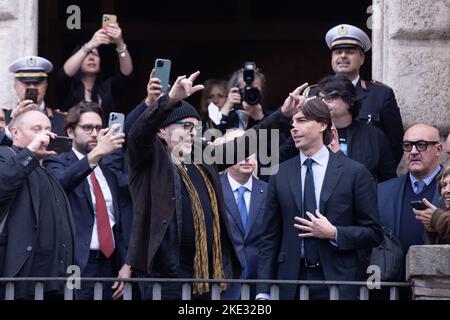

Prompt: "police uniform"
[6,56,67,136]
[304,24,404,166]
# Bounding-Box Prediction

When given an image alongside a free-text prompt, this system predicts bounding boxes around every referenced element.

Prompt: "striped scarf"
[175,162,227,295]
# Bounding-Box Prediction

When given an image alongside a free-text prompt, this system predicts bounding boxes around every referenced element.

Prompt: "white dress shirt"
[73,148,116,250]
[299,145,330,210]
[227,173,253,214]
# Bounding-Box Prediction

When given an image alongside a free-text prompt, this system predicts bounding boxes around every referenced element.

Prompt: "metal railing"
[0,277,412,300]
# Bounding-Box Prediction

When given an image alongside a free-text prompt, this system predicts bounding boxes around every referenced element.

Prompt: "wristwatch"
[116,44,127,58]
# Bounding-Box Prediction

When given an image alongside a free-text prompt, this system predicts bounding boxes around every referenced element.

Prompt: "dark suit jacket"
[103,149,134,246]
[44,151,126,272]
[0,146,75,284]
[257,151,383,300]
[0,131,12,147]
[125,96,288,279]
[377,173,441,237]
[220,174,267,280]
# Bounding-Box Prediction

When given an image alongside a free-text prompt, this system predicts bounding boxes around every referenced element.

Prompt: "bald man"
[0,110,75,299]
[378,124,443,256]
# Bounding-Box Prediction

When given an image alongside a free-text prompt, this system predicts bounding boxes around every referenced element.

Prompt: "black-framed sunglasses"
[175,121,202,133]
[78,124,103,134]
[402,140,440,152]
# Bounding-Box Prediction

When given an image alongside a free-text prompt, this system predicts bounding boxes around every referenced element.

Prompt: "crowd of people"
[0,20,449,301]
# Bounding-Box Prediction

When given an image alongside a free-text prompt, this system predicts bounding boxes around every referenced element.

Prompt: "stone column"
[0,0,39,110]
[406,245,450,300]
[371,0,450,135]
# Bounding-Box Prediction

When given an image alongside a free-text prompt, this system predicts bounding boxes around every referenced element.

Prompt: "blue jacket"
[377,173,441,236]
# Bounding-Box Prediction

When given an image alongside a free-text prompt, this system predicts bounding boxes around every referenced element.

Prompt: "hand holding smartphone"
[25,88,38,104]
[410,200,428,211]
[102,14,117,29]
[154,58,171,93]
[47,136,73,154]
[108,112,125,135]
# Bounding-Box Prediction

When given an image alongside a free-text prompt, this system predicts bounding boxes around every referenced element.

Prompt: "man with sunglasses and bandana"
[378,124,443,258]
[123,70,300,300]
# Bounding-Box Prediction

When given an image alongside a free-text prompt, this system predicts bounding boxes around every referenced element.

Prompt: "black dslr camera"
[239,62,261,106]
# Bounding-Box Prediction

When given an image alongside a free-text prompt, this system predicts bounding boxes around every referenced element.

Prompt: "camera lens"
[157,60,164,67]
[243,87,261,106]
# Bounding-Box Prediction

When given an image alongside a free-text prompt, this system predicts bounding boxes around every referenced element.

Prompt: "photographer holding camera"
[213,62,266,134]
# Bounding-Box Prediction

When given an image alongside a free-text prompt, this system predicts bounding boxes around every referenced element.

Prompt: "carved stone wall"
[0,0,39,110]
[372,0,450,135]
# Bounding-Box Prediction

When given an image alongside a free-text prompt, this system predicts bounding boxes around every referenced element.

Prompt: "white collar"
[352,75,360,87]
[300,145,330,168]
[72,147,86,160]
[227,173,253,192]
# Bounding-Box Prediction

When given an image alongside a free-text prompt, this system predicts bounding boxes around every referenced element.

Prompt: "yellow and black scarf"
[175,162,227,295]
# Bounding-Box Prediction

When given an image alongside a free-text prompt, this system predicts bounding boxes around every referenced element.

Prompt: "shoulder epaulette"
[53,109,68,117]
[360,79,368,91]
[303,84,318,98]
[370,79,392,89]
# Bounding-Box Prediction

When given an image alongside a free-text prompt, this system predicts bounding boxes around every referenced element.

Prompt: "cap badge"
[27,57,36,67]
[338,25,348,36]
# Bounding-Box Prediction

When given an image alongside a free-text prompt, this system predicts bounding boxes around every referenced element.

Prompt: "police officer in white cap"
[305,24,404,166]
[2,56,66,145]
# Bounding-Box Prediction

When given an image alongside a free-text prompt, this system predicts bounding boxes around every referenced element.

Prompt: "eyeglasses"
[318,91,340,103]
[402,140,440,152]
[78,124,103,134]
[175,121,202,133]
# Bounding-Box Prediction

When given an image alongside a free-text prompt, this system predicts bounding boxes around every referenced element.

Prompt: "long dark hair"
[318,74,361,119]
[69,44,106,106]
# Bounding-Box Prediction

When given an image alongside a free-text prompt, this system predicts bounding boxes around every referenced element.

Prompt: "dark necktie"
[90,171,115,258]
[304,158,320,265]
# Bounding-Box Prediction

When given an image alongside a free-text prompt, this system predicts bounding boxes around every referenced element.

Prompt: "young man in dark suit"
[44,101,129,300]
[256,97,383,300]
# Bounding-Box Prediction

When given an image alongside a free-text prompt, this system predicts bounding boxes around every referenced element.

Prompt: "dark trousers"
[296,259,329,300]
[75,250,115,300]
[135,269,212,301]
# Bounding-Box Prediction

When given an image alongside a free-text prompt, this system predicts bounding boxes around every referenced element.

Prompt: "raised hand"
[87,28,112,49]
[144,69,164,107]
[87,125,125,165]
[281,82,309,118]
[168,71,204,103]
[105,23,124,46]
[27,130,57,160]
[11,100,37,120]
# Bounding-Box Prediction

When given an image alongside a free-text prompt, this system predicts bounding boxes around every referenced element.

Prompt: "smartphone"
[47,136,73,154]
[102,14,117,29]
[154,58,171,93]
[108,112,125,135]
[25,88,38,104]
[410,200,427,211]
